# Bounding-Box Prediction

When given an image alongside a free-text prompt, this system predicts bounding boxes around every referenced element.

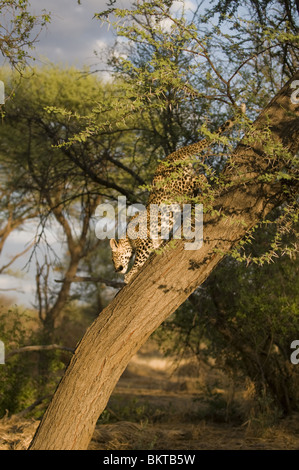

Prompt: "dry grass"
[89,419,299,450]
[1,341,299,450]
[0,416,38,450]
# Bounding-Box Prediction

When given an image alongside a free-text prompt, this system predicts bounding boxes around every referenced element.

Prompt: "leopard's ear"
[110,238,118,250]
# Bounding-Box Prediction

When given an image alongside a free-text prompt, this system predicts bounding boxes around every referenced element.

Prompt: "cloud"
[171,0,197,16]
[26,0,115,69]
[0,0,199,70]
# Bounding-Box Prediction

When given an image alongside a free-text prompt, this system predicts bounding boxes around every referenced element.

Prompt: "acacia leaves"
[0,0,50,69]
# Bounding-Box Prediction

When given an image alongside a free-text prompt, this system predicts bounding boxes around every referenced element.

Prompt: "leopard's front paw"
[124,269,138,284]
[124,272,132,284]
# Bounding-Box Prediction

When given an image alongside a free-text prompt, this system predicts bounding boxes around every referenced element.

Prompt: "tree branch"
[0,241,35,274]
[13,395,52,418]
[6,344,74,360]
[54,276,125,289]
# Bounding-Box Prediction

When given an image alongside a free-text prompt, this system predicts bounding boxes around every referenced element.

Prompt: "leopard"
[110,105,245,284]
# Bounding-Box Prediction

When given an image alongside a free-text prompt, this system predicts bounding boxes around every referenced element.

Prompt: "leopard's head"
[110,238,133,274]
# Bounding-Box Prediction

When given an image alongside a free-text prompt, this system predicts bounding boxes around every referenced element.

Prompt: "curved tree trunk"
[29,72,299,450]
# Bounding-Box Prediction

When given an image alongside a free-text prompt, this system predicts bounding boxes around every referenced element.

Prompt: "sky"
[0,0,197,307]
[28,0,116,68]
[0,0,116,306]
[23,0,196,69]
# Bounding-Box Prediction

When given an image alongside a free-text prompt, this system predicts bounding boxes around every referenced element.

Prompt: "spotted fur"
[110,107,245,283]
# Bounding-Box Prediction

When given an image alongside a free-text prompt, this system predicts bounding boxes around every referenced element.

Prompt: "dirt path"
[89,347,299,450]
[1,344,299,450]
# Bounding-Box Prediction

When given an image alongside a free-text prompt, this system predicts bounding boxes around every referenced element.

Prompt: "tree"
[0,0,50,69]
[207,0,298,79]
[0,67,102,329]
[0,188,37,275]
[0,65,153,406]
[28,71,299,450]
[0,65,137,316]
[157,231,299,415]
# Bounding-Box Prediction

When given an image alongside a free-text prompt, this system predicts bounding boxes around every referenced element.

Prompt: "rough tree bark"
[29,72,298,450]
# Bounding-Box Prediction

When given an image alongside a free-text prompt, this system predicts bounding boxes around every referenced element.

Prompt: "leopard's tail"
[165,103,246,164]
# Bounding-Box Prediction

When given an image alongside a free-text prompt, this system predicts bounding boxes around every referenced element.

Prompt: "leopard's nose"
[116,266,123,272]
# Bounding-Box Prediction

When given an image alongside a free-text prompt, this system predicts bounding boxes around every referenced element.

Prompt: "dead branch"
[6,344,74,360]
[54,275,125,289]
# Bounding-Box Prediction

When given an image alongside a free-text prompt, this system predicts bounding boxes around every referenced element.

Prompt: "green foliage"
[156,234,299,414]
[0,0,50,69]
[0,299,94,418]
[99,395,172,426]
[92,0,299,262]
[231,203,299,265]
[0,65,154,207]
[96,0,298,114]
[0,306,39,416]
[193,386,242,424]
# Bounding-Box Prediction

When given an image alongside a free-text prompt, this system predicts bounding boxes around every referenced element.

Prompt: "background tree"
[156,222,299,416]
[0,65,141,407]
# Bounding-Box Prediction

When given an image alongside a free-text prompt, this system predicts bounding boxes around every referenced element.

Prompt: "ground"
[0,342,299,450]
